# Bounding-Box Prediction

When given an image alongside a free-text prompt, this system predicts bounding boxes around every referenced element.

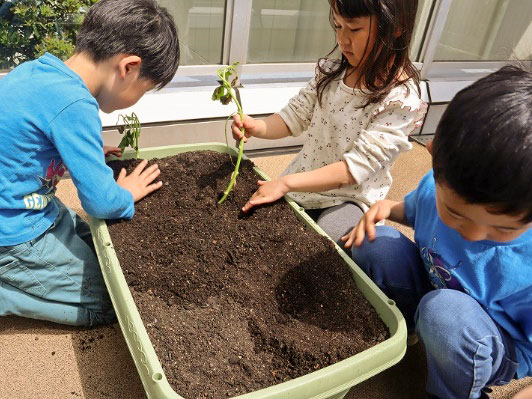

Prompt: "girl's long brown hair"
[316,0,420,107]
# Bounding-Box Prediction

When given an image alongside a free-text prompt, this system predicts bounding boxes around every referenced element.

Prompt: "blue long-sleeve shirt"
[404,171,532,378]
[0,53,134,246]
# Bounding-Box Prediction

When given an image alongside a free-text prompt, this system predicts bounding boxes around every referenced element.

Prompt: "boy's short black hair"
[432,65,532,223]
[75,0,179,90]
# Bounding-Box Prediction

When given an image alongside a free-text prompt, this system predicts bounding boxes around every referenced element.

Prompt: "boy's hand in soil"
[117,159,162,202]
[341,199,400,249]
[103,145,122,157]
[242,178,290,213]
[231,114,264,142]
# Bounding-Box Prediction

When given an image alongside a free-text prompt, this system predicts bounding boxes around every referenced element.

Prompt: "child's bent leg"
[0,201,115,326]
[416,289,518,399]
[0,281,113,326]
[351,225,432,328]
[310,202,364,248]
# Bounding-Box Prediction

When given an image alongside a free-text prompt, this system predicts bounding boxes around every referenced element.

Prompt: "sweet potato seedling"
[211,62,245,204]
[116,112,141,158]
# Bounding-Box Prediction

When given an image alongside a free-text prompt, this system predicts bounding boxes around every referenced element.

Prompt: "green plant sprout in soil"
[116,112,141,158]
[211,61,245,204]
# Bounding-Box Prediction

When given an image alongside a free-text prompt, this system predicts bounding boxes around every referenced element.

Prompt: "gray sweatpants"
[305,202,364,250]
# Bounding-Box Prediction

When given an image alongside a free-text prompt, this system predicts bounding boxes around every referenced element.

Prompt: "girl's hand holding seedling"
[103,145,122,157]
[232,113,291,143]
[117,159,162,202]
[231,114,264,142]
[242,178,290,213]
[341,199,405,248]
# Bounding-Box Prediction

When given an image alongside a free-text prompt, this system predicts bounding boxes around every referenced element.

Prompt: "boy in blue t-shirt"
[342,66,532,399]
[0,0,180,326]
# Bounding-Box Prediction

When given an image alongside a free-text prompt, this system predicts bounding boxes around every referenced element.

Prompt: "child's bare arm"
[341,200,409,248]
[241,161,354,212]
[283,160,356,191]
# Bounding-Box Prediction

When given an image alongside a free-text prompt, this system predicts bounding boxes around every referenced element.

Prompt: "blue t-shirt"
[0,53,134,245]
[404,171,532,378]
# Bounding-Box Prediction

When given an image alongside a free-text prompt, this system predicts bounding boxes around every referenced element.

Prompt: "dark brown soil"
[106,151,388,399]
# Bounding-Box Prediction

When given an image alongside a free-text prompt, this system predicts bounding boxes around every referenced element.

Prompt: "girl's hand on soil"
[231,114,262,143]
[242,178,290,213]
[103,145,122,157]
[341,200,394,248]
[117,159,162,202]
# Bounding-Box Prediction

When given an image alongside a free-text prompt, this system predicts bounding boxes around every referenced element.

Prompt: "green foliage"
[116,112,142,159]
[0,0,97,69]
[211,62,246,204]
[211,62,239,105]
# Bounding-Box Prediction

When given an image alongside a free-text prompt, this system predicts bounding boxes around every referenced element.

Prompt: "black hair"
[316,0,420,107]
[75,0,179,90]
[432,65,532,223]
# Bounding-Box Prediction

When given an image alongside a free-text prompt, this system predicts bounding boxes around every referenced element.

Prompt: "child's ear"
[118,55,142,79]
[426,140,433,156]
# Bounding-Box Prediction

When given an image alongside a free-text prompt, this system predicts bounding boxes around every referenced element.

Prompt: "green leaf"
[117,135,130,151]
[211,86,224,101]
[221,93,232,105]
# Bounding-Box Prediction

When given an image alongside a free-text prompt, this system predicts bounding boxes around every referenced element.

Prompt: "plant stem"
[218,133,245,204]
[217,66,245,204]
[131,112,140,158]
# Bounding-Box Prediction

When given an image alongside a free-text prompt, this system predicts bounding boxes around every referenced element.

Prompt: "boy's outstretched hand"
[116,159,162,202]
[103,145,122,157]
[242,178,290,213]
[341,199,397,249]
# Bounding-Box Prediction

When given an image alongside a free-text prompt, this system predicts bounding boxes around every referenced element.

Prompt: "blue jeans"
[0,200,115,326]
[352,226,518,399]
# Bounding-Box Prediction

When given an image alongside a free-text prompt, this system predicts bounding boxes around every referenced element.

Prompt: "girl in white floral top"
[232,0,427,247]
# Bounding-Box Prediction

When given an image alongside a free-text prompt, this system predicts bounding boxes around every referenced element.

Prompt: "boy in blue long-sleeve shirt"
[0,0,179,326]
[342,65,532,398]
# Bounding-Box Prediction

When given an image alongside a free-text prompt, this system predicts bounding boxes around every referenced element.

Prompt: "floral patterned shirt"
[278,62,427,211]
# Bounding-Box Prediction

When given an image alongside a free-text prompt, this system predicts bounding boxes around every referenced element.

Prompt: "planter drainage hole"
[152,372,163,381]
[387,299,396,306]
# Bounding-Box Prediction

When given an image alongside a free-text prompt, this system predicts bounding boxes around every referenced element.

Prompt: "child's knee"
[352,225,411,271]
[415,289,481,346]
[353,225,397,258]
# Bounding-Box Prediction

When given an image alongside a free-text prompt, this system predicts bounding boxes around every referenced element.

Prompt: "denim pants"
[0,200,115,326]
[351,226,519,399]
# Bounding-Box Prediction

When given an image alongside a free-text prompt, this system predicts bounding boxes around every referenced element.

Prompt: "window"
[411,0,435,62]
[159,0,226,65]
[247,1,333,64]
[435,0,532,61]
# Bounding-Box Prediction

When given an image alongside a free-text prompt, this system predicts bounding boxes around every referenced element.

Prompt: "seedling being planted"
[212,62,245,204]
[116,112,141,158]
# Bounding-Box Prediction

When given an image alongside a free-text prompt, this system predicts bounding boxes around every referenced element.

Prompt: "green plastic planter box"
[89,143,407,399]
